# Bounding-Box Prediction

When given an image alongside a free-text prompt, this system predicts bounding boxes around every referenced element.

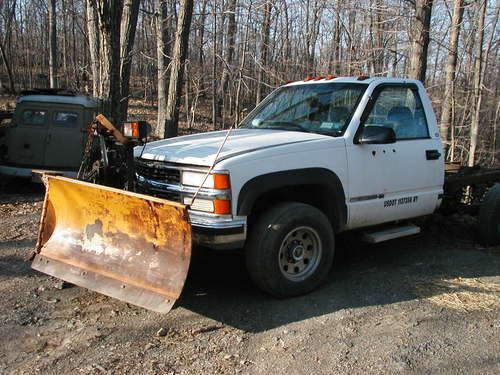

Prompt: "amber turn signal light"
[213,173,231,189]
[214,199,231,215]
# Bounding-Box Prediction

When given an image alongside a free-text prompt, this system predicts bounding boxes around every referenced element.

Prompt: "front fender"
[237,168,347,232]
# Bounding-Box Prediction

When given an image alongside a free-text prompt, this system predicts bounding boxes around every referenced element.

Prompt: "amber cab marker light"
[314,76,324,81]
[214,199,231,215]
[326,75,336,80]
[213,173,231,189]
[303,76,313,81]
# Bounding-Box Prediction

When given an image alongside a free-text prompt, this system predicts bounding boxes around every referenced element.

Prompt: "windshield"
[240,83,367,136]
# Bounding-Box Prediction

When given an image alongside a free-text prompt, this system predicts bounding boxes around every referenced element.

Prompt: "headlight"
[183,196,231,214]
[183,197,214,212]
[181,171,230,189]
[182,171,213,188]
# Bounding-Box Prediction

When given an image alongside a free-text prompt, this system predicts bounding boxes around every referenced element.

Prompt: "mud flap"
[31,176,192,313]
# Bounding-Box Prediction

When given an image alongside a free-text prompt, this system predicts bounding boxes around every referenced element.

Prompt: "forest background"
[0,0,498,166]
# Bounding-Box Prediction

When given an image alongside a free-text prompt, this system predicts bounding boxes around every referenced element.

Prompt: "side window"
[54,111,79,127]
[365,86,429,140]
[22,110,47,126]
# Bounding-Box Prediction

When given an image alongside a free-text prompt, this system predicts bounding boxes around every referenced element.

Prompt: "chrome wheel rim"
[278,226,322,282]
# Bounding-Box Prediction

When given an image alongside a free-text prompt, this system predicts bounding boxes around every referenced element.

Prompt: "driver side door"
[346,83,443,229]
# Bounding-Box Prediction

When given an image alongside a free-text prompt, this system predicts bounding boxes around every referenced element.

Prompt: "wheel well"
[248,184,341,232]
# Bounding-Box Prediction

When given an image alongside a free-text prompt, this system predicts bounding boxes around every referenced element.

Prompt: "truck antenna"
[190,125,235,206]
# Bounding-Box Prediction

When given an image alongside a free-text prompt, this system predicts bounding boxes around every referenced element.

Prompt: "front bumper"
[190,212,247,250]
[137,174,246,250]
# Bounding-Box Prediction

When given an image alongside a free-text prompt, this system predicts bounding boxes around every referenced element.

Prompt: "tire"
[478,183,500,245]
[245,202,335,298]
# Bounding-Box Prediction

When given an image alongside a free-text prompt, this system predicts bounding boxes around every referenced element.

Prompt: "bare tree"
[218,0,238,122]
[440,0,464,159]
[468,0,487,167]
[93,0,123,123]
[256,0,271,104]
[48,0,57,88]
[161,0,194,138]
[0,0,16,93]
[119,0,140,119]
[408,0,433,82]
[86,0,101,96]
[156,0,171,136]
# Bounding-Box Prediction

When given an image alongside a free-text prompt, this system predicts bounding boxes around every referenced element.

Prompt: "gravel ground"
[0,178,499,374]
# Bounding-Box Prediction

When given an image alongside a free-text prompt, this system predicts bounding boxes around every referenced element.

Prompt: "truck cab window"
[54,112,79,127]
[365,87,429,140]
[241,83,367,136]
[22,110,47,126]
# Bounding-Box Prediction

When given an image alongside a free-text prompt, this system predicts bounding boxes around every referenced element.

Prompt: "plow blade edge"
[32,176,192,313]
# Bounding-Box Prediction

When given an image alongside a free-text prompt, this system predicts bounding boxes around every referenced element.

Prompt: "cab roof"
[17,94,101,109]
[284,76,421,87]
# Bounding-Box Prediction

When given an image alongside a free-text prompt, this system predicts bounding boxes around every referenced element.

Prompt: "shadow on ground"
[0,177,44,203]
[0,253,34,277]
[179,232,500,333]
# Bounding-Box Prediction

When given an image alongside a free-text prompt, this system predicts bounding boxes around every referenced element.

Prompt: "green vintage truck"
[0,89,100,180]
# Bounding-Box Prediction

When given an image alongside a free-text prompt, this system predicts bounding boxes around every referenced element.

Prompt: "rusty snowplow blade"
[31,175,192,313]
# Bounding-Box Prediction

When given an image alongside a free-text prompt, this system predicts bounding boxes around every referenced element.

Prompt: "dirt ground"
[0,179,499,375]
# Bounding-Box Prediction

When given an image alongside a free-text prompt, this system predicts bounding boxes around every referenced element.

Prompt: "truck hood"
[136,128,327,166]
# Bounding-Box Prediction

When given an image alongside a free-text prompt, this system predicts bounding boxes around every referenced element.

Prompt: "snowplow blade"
[31,176,191,313]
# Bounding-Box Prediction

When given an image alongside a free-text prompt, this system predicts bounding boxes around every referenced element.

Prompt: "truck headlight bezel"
[181,171,231,189]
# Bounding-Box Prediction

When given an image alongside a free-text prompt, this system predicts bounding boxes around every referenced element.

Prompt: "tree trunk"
[439,0,464,159]
[119,0,140,122]
[334,1,342,74]
[408,0,433,82]
[0,42,15,94]
[156,0,171,136]
[468,0,487,167]
[0,0,16,93]
[217,0,237,121]
[162,0,194,138]
[211,4,217,130]
[373,0,384,74]
[93,0,124,124]
[48,0,57,88]
[256,0,271,105]
[62,0,69,87]
[86,0,100,96]
[196,0,208,95]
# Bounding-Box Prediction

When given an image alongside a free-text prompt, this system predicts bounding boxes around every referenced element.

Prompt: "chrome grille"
[135,184,181,202]
[135,160,181,184]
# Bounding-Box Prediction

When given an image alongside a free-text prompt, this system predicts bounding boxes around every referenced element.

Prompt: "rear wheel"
[245,202,335,297]
[478,184,500,245]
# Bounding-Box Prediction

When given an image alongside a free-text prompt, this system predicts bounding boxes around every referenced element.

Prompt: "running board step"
[362,224,421,244]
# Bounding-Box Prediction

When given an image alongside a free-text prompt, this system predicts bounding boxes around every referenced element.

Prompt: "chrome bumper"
[189,211,247,250]
[137,175,246,249]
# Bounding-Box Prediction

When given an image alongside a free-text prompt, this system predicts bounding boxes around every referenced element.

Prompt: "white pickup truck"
[133,77,499,298]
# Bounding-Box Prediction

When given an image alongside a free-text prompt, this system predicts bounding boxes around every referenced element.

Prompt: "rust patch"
[85,219,103,240]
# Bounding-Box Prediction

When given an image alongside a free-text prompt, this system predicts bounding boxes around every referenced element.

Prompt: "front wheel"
[245,202,335,298]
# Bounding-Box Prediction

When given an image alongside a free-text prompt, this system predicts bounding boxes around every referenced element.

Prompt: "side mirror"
[357,126,396,144]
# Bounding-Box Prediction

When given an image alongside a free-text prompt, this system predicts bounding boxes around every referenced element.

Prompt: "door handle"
[426,149,441,160]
